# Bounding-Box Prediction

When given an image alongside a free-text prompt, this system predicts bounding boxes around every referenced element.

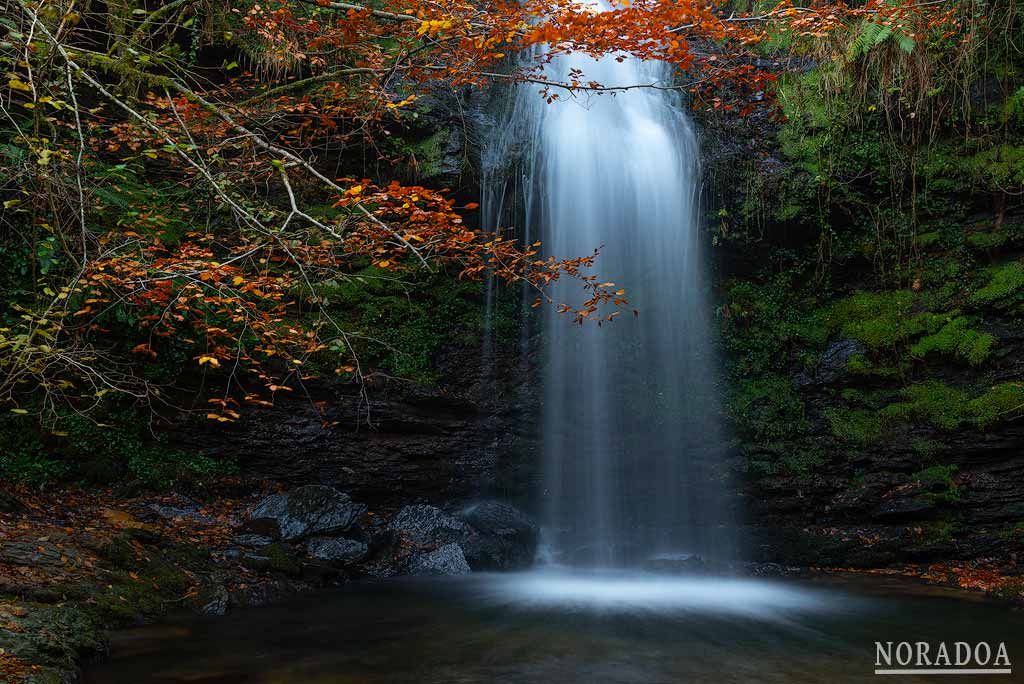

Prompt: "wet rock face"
[167,339,542,513]
[249,486,366,541]
[235,491,537,580]
[406,543,471,576]
[741,420,1024,568]
[794,338,866,387]
[387,504,470,546]
[384,501,539,572]
[457,501,538,570]
[306,537,368,564]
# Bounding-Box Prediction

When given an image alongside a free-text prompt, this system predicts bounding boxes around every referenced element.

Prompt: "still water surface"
[84,570,1022,683]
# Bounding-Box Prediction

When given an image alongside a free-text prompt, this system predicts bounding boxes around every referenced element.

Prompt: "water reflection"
[84,573,1022,684]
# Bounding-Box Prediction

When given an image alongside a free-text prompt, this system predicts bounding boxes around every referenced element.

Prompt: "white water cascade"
[485,7,733,569]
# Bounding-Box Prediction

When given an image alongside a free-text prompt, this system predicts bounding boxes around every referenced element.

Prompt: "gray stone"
[816,338,866,384]
[0,490,26,513]
[232,533,273,548]
[201,585,229,616]
[250,486,366,541]
[306,537,368,564]
[147,502,216,524]
[386,504,469,546]
[0,541,71,568]
[457,501,538,571]
[406,543,471,576]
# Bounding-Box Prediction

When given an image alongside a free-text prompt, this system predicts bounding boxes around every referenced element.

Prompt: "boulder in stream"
[386,504,469,546]
[457,501,538,570]
[249,485,366,541]
[307,537,368,564]
[406,543,471,576]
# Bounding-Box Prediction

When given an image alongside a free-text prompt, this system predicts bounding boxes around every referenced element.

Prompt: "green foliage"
[720,274,827,376]
[971,260,1024,307]
[913,463,958,487]
[706,3,1024,494]
[825,407,887,444]
[0,421,74,486]
[318,266,494,382]
[847,20,914,60]
[827,290,918,349]
[0,411,235,489]
[913,465,962,504]
[909,316,995,366]
[729,374,808,443]
[882,381,969,430]
[968,382,1024,428]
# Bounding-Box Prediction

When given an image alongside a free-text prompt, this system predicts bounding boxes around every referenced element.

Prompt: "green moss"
[241,543,301,577]
[317,267,494,382]
[827,290,919,349]
[971,260,1024,307]
[921,520,959,543]
[968,382,1024,428]
[746,441,825,478]
[410,130,449,179]
[910,437,942,458]
[779,447,826,477]
[913,463,958,487]
[881,381,970,430]
[967,230,1008,250]
[728,375,809,443]
[909,316,996,366]
[88,534,201,625]
[720,275,828,376]
[845,353,903,377]
[826,380,1023,442]
[825,407,888,444]
[872,381,1024,432]
[913,465,962,504]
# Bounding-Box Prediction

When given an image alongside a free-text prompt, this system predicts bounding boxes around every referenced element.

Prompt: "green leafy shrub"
[720,276,828,376]
[0,411,235,489]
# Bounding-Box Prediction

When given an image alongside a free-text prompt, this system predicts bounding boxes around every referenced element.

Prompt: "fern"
[848,20,914,59]
[893,28,916,55]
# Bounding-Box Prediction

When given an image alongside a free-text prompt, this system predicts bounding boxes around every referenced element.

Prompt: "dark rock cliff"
[697,87,1024,569]
[168,333,542,513]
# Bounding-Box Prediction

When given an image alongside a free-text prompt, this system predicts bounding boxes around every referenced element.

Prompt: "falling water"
[486,10,733,568]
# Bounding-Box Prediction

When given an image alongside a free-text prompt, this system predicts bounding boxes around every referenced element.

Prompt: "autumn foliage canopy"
[0,0,961,421]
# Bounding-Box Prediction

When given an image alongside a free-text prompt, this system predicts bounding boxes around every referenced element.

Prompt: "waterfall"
[487,18,732,568]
